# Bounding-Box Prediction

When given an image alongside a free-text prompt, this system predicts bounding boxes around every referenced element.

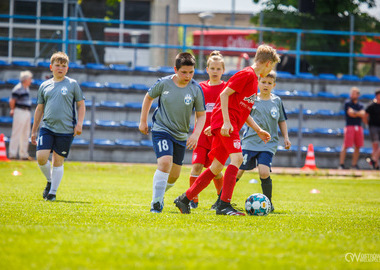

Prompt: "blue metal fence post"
[295,31,301,76]
[182,25,187,52]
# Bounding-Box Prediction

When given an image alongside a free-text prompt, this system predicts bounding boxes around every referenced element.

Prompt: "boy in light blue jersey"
[139,52,206,213]
[238,71,291,211]
[31,51,86,202]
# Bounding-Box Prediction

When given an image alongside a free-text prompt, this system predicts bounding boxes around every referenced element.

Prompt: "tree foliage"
[251,0,380,75]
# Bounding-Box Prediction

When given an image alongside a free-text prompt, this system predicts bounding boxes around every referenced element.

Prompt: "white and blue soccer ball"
[245,193,271,216]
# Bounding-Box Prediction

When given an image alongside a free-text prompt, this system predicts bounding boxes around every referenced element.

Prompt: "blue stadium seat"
[115,139,140,147]
[0,116,13,123]
[293,90,315,97]
[80,81,104,88]
[95,120,121,127]
[340,74,360,81]
[86,63,109,70]
[93,139,115,146]
[317,92,338,99]
[69,63,85,69]
[194,69,206,75]
[84,100,99,107]
[125,102,142,109]
[291,108,315,116]
[318,73,337,80]
[0,80,5,85]
[364,129,369,136]
[37,62,50,68]
[272,89,294,97]
[290,145,308,152]
[276,71,295,79]
[6,79,20,85]
[157,66,174,73]
[226,70,238,76]
[83,120,92,127]
[315,109,336,116]
[288,127,313,135]
[99,101,124,108]
[72,138,89,145]
[31,98,38,105]
[314,146,335,153]
[360,147,372,154]
[120,121,139,128]
[12,61,35,67]
[0,60,10,66]
[104,82,129,90]
[297,72,316,80]
[360,93,375,100]
[313,128,338,135]
[362,75,380,82]
[129,83,149,91]
[140,140,153,147]
[134,66,157,73]
[109,64,133,71]
[32,79,45,86]
[0,97,9,102]
[339,93,350,99]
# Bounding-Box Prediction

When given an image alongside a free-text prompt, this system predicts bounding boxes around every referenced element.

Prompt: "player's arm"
[31,104,44,145]
[278,120,291,149]
[139,93,154,135]
[74,100,86,136]
[362,112,369,125]
[187,111,206,150]
[245,115,271,143]
[9,98,16,117]
[347,107,365,118]
[219,87,235,137]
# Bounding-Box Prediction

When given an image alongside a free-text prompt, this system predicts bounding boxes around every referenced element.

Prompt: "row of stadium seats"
[276,71,380,82]
[287,127,370,136]
[277,145,372,154]
[272,89,376,100]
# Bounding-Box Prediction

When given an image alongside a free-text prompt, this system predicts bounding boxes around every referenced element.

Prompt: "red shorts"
[208,128,242,165]
[192,145,212,168]
[343,125,364,148]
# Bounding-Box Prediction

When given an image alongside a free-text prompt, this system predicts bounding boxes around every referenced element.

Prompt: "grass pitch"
[0,161,379,270]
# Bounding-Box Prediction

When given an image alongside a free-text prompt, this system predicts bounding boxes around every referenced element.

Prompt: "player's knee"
[191,163,203,175]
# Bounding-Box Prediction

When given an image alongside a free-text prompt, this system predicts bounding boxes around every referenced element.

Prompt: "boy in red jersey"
[174,44,280,215]
[189,51,226,209]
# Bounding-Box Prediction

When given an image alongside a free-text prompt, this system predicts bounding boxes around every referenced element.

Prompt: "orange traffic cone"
[302,144,318,170]
[0,133,10,162]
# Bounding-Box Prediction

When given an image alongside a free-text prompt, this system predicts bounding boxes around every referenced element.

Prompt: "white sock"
[165,183,174,192]
[38,160,51,182]
[49,166,64,195]
[152,169,169,205]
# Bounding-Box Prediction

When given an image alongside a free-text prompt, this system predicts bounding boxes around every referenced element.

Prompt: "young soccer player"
[174,44,280,216]
[189,51,226,209]
[221,71,291,212]
[139,52,206,213]
[31,51,85,201]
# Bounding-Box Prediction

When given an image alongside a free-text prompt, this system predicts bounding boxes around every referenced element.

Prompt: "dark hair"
[375,89,380,96]
[175,52,196,70]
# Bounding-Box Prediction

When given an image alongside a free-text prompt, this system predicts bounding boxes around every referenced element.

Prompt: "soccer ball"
[245,193,271,216]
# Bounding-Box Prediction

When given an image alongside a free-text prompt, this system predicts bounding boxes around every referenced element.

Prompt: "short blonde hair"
[350,86,360,94]
[50,51,69,65]
[259,70,277,82]
[20,70,33,81]
[207,51,225,70]
[254,44,281,64]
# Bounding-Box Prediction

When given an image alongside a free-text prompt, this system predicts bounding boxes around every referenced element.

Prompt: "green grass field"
[1,161,379,270]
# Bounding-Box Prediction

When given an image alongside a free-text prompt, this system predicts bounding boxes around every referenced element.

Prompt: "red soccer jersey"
[210,66,258,132]
[196,80,227,149]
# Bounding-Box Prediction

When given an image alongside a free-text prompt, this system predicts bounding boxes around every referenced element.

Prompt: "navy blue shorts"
[239,150,274,170]
[152,131,186,165]
[36,127,74,158]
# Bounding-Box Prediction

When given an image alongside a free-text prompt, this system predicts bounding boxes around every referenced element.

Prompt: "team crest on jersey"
[243,93,257,104]
[233,139,241,149]
[184,94,193,105]
[163,91,169,95]
[270,107,278,118]
[61,86,68,95]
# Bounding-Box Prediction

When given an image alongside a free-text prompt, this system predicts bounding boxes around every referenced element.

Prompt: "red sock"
[220,165,239,203]
[189,175,199,202]
[186,168,216,200]
[213,175,223,195]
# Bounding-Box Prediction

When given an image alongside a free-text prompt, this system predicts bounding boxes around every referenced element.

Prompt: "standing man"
[338,87,365,170]
[363,89,380,170]
[9,70,33,160]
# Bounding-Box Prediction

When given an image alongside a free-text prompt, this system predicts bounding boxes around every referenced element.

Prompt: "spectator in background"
[8,70,33,160]
[363,89,380,170]
[338,87,365,170]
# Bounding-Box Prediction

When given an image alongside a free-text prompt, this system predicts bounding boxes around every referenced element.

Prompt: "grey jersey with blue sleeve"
[37,77,85,134]
[241,94,287,155]
[149,75,205,141]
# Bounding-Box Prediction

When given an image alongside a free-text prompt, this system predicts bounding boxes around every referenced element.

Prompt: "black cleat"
[174,193,191,214]
[150,201,163,213]
[45,194,56,202]
[216,203,245,216]
[42,182,51,199]
[270,203,275,213]
[210,197,220,210]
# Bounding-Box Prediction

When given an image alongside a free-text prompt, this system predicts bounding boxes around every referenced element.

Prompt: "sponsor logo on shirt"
[205,103,215,112]
[61,87,68,95]
[233,139,241,149]
[243,93,257,104]
[270,107,278,118]
[184,94,193,105]
[61,151,67,155]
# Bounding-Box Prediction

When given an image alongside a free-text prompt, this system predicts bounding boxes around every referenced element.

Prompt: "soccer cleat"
[150,201,163,213]
[351,164,360,170]
[189,200,198,209]
[42,182,51,199]
[45,194,56,202]
[338,164,346,170]
[366,157,377,170]
[216,203,245,216]
[174,193,191,214]
[210,197,220,210]
[270,203,275,213]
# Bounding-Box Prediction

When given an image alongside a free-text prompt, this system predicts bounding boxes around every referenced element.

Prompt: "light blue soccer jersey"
[37,77,85,134]
[241,93,287,155]
[149,75,205,141]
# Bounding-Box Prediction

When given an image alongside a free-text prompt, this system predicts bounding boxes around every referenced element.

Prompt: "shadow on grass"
[55,200,92,204]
